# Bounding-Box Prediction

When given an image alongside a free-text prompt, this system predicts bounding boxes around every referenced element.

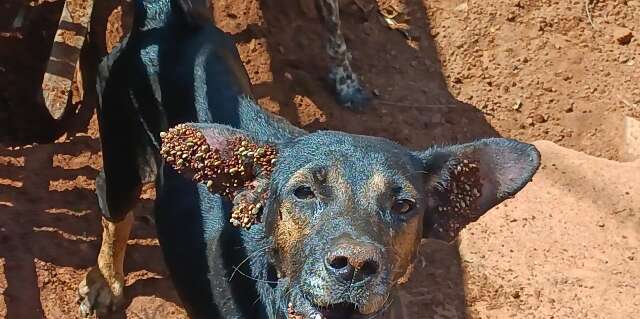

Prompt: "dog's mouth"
[317,302,359,319]
[287,268,394,318]
[289,294,390,319]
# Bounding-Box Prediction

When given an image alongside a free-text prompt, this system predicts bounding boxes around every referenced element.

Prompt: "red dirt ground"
[0,0,638,318]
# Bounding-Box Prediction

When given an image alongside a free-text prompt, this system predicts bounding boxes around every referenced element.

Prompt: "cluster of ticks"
[160,124,277,228]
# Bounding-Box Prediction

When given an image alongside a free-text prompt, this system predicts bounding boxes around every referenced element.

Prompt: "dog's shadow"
[383,239,468,318]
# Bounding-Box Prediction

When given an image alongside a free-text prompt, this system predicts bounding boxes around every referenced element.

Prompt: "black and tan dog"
[77,0,541,318]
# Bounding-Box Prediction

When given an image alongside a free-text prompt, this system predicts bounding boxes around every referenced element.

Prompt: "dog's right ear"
[160,123,279,229]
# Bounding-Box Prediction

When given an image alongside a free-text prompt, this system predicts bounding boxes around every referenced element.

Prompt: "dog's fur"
[78,1,541,318]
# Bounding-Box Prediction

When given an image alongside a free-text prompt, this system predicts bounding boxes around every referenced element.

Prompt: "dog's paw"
[77,267,125,317]
[329,69,371,110]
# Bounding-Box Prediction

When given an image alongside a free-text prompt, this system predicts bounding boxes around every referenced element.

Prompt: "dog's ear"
[415,138,540,242]
[160,123,279,229]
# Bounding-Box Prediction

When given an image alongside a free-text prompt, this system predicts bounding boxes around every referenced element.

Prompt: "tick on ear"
[160,124,278,228]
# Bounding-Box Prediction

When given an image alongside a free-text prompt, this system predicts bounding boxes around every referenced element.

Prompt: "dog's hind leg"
[316,0,370,109]
[78,146,156,317]
[78,170,138,317]
[78,43,150,315]
[78,202,133,317]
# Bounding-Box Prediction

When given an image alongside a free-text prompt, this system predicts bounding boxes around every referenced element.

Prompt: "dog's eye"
[391,199,415,214]
[294,186,315,200]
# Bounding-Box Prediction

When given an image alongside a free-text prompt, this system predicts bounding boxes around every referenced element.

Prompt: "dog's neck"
[234,96,306,144]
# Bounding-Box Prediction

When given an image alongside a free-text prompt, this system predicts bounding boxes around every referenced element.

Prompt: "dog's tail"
[134,0,212,30]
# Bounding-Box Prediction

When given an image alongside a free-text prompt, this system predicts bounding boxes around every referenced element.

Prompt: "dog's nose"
[325,242,381,284]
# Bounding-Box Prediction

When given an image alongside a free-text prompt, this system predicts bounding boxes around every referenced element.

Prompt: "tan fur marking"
[365,170,418,200]
[275,165,349,276]
[366,171,387,195]
[97,213,133,294]
[274,202,310,275]
[391,216,422,283]
[287,170,312,188]
[396,261,415,285]
[78,213,134,316]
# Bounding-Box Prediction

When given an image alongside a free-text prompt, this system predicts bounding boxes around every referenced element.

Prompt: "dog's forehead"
[275,131,421,186]
[282,131,410,162]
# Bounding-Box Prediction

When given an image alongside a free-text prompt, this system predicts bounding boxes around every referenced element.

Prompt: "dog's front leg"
[316,0,370,109]
[78,213,133,317]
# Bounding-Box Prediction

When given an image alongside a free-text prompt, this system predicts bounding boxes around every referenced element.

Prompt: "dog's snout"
[325,242,381,284]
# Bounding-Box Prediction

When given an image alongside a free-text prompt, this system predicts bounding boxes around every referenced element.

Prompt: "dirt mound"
[460,141,639,318]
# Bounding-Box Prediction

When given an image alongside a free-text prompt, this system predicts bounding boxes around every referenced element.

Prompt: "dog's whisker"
[230,265,280,284]
[251,295,262,307]
[229,244,273,282]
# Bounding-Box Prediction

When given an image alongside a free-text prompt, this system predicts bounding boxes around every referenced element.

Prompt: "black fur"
[95,1,540,318]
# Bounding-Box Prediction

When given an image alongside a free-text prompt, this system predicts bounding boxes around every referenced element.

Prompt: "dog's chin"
[289,291,389,319]
[316,302,361,319]
[296,301,379,319]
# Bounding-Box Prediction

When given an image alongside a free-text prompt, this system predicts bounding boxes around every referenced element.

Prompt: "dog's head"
[161,123,540,319]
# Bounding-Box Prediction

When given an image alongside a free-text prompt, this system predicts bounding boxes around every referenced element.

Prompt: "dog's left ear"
[160,123,281,229]
[415,138,541,242]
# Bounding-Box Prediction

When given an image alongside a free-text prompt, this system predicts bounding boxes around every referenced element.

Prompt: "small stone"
[454,2,468,12]
[533,114,546,123]
[597,222,605,228]
[619,55,630,64]
[372,89,381,97]
[564,104,574,113]
[526,118,534,126]
[513,99,522,111]
[613,27,633,45]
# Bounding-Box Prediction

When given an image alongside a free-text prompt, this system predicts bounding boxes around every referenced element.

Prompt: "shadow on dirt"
[0,136,182,318]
